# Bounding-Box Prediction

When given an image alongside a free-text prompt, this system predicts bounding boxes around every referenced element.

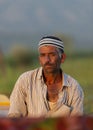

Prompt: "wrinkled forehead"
[38,45,63,59]
[39,44,58,50]
[38,45,58,53]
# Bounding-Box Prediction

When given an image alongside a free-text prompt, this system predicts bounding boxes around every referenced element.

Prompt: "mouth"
[45,64,53,68]
[44,63,53,66]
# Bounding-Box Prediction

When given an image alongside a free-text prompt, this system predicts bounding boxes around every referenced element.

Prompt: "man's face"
[39,45,62,74]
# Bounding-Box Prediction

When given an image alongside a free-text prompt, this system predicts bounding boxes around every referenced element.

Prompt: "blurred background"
[0,0,93,115]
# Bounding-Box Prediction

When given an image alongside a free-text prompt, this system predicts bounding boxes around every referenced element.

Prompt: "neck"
[43,69,62,85]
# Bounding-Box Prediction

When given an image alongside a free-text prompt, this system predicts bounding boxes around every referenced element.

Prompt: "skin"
[38,45,66,102]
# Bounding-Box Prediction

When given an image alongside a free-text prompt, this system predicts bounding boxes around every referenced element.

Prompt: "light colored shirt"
[8,67,84,118]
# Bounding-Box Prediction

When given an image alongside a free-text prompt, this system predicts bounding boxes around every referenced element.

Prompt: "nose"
[45,55,50,62]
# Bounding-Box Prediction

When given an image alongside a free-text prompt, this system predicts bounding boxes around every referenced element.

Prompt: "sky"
[0,0,93,51]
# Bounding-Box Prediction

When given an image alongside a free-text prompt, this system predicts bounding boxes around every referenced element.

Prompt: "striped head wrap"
[38,36,64,52]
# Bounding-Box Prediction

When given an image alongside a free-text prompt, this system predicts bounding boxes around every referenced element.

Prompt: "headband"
[38,37,64,51]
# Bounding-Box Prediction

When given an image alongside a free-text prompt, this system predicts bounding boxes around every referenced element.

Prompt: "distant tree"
[0,47,6,75]
[54,33,74,54]
[9,44,33,67]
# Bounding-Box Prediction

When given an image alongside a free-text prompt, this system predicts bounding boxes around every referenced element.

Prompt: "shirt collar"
[63,73,71,87]
[37,67,43,79]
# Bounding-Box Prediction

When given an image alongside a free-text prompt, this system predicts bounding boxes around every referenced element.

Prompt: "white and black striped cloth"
[38,36,64,51]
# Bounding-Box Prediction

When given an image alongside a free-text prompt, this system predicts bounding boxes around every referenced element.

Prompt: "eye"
[39,53,45,57]
[49,52,56,57]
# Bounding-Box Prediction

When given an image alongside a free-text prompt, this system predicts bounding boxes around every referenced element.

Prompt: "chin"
[44,69,55,74]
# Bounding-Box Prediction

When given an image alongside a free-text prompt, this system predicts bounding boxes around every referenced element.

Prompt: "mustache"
[44,62,53,66]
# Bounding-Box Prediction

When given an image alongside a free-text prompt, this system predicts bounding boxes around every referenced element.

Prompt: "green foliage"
[10,45,33,66]
[6,46,38,67]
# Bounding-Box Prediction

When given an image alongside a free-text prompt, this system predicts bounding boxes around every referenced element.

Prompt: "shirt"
[8,67,84,118]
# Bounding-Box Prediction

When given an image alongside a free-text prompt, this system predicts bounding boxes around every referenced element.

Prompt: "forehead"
[39,45,58,53]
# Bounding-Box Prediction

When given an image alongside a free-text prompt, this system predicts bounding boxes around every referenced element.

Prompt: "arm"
[8,75,28,117]
[70,83,84,116]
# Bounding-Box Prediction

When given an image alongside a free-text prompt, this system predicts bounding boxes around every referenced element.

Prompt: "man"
[8,36,84,118]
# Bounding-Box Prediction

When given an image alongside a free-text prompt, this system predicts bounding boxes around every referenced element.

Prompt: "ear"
[61,53,66,63]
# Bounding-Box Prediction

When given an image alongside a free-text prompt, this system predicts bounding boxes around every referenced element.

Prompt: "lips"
[44,63,53,67]
[45,65,53,68]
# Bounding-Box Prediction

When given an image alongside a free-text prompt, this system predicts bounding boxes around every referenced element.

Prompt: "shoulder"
[18,67,42,80]
[63,73,84,107]
[63,73,84,96]
[63,73,78,86]
[14,67,42,87]
[12,67,42,93]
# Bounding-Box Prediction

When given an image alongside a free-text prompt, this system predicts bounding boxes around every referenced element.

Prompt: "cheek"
[39,57,44,65]
[55,58,61,66]
[39,57,42,64]
[53,56,61,63]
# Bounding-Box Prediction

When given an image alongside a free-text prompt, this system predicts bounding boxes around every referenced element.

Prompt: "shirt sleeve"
[8,75,28,117]
[70,83,84,116]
